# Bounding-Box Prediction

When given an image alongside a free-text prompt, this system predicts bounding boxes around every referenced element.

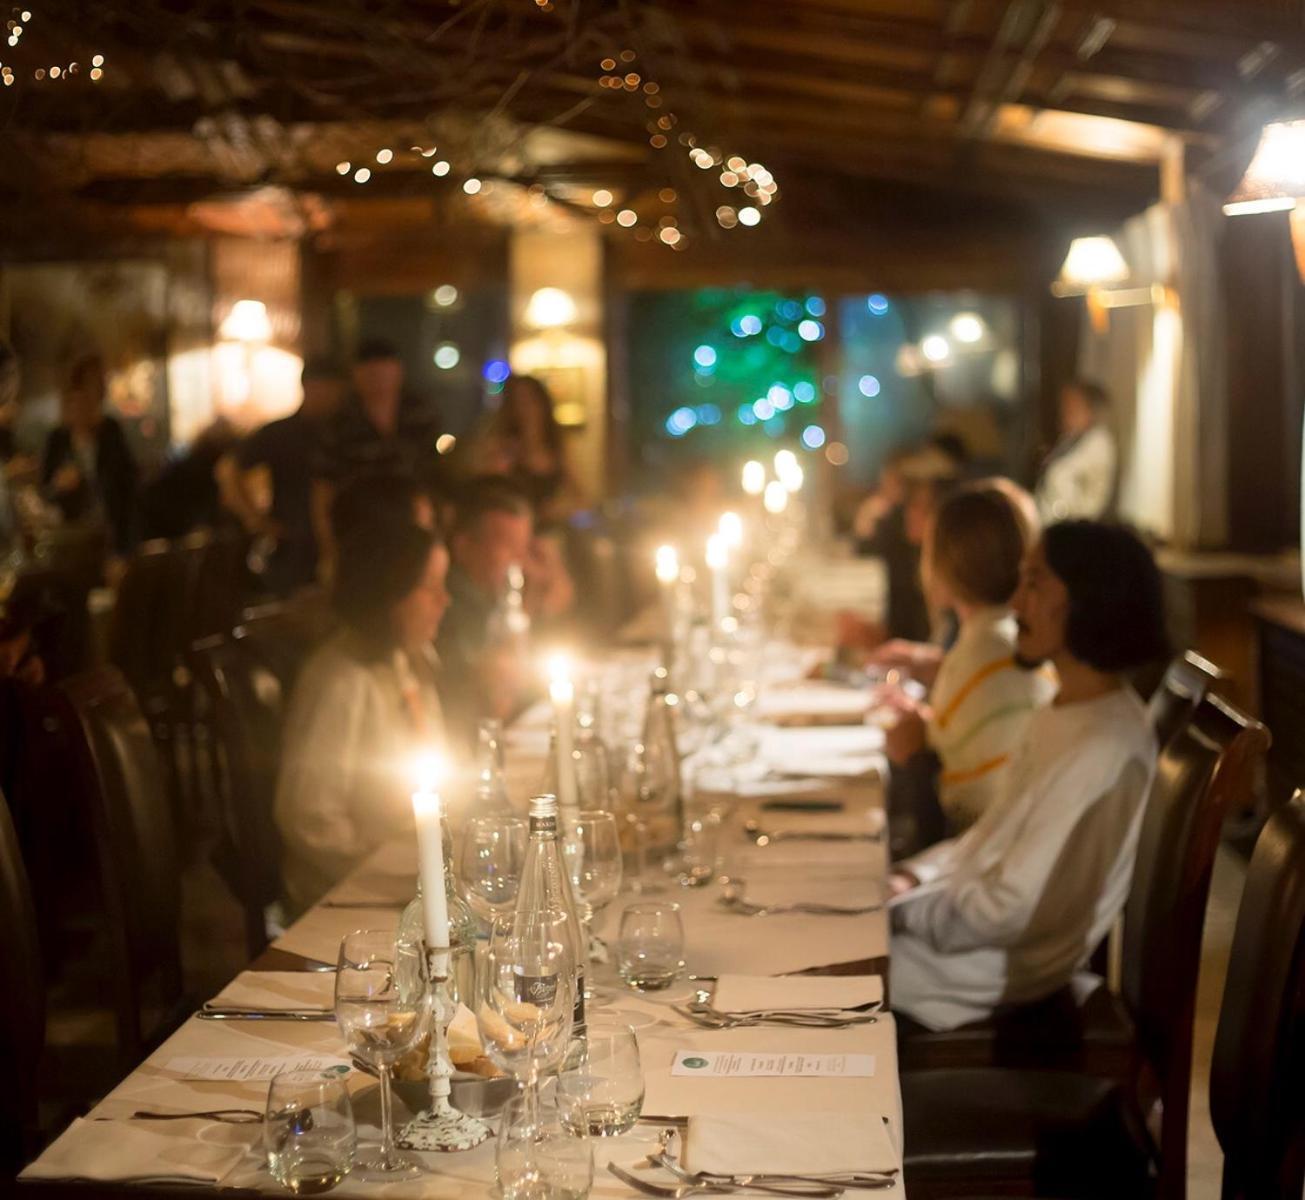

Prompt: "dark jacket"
[41,418,139,554]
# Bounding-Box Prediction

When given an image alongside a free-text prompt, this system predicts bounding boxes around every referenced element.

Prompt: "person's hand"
[888,870,920,898]
[867,638,925,668]
[52,463,82,494]
[884,701,928,765]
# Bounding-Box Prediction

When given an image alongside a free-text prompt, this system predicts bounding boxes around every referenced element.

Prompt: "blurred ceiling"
[1,0,1303,251]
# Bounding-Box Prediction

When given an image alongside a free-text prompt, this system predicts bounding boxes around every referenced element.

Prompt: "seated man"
[437,479,535,748]
[889,521,1168,1032]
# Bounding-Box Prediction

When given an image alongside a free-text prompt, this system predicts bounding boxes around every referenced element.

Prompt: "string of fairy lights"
[1,6,107,87]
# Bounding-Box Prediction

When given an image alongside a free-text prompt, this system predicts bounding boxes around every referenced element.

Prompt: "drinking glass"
[334,930,432,1179]
[458,815,528,930]
[563,811,624,933]
[478,925,575,1092]
[557,1017,644,1137]
[616,902,685,992]
[496,1089,593,1200]
[669,814,720,888]
[264,1069,356,1194]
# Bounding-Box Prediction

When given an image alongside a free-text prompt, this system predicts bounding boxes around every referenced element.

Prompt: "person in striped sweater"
[882,480,1054,841]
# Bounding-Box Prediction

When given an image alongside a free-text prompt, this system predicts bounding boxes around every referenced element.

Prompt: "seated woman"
[275,518,449,912]
[890,521,1167,1031]
[884,480,1054,840]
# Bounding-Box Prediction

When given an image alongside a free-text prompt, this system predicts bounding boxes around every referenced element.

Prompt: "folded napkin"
[755,686,871,723]
[20,1117,256,1185]
[682,1112,898,1176]
[712,974,883,1013]
[739,878,883,910]
[760,726,886,759]
[206,971,335,1012]
[766,754,883,780]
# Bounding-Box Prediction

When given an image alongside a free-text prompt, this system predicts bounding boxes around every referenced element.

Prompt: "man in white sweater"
[889,521,1168,1031]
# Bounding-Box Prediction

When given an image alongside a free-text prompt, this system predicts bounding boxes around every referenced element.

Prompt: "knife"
[197,1009,336,1022]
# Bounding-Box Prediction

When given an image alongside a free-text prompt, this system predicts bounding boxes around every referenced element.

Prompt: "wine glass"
[496,1089,593,1200]
[458,815,527,931]
[477,925,574,1103]
[564,811,623,940]
[334,931,432,1180]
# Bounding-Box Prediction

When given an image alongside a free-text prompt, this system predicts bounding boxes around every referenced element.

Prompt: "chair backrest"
[0,790,43,1173]
[1211,791,1305,1200]
[187,532,251,645]
[1122,693,1269,1198]
[58,667,182,1060]
[189,631,286,954]
[107,540,178,702]
[1147,650,1225,751]
[236,599,336,697]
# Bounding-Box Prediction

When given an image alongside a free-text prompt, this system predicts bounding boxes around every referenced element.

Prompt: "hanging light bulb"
[1224,120,1305,215]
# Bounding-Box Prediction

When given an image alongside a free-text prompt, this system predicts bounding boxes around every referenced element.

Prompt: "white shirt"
[891,687,1155,1030]
[1036,423,1117,523]
[275,631,444,912]
[925,608,1055,831]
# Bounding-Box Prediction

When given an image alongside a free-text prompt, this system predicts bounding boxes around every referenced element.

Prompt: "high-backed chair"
[57,668,185,1065]
[899,687,1262,1077]
[1210,791,1305,1200]
[1147,650,1225,751]
[189,630,287,957]
[0,792,43,1175]
[900,693,1269,1199]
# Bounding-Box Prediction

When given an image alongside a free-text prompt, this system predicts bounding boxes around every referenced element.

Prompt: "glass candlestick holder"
[397,947,492,1153]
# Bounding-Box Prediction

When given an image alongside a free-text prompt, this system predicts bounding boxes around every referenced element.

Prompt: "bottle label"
[529,815,558,834]
[573,970,587,1036]
[514,969,560,1008]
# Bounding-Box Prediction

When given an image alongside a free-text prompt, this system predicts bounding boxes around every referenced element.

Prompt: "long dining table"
[19,649,904,1198]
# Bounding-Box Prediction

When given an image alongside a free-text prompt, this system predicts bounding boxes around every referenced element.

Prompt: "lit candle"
[718,511,744,551]
[741,460,766,497]
[706,532,730,628]
[548,655,579,817]
[655,544,680,650]
[412,755,450,952]
[774,449,803,492]
[764,480,788,515]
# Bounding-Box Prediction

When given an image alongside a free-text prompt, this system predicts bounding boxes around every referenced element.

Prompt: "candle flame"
[413,752,444,796]
[706,532,729,569]
[546,652,574,702]
[655,544,680,584]
[718,511,743,548]
[741,460,766,496]
[763,480,789,514]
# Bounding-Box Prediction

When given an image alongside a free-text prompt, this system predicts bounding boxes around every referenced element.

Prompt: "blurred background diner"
[1,2,1305,1197]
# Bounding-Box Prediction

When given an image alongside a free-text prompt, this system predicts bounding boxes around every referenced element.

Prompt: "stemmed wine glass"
[477,924,575,1110]
[563,811,624,937]
[334,930,432,1180]
[458,815,527,932]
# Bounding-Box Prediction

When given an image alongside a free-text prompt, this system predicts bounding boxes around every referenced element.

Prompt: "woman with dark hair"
[41,353,139,555]
[468,374,579,517]
[275,519,449,911]
[888,519,1167,1031]
[885,480,1054,838]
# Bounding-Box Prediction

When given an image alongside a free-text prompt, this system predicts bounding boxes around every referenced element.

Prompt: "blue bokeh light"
[696,403,722,426]
[765,326,786,347]
[867,294,890,316]
[794,381,817,404]
[753,397,777,421]
[693,344,718,369]
[666,406,698,436]
[482,359,511,384]
[737,404,758,426]
[797,319,824,342]
[805,296,826,317]
[768,383,794,411]
[801,424,826,450]
[858,374,881,398]
[763,416,785,437]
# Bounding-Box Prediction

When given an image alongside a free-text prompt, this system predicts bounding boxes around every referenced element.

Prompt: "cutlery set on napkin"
[673,974,883,1031]
[197,970,337,1022]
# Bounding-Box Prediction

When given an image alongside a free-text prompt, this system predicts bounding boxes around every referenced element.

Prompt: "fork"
[743,820,882,845]
[128,1109,263,1124]
[608,1160,840,1198]
[673,1005,877,1030]
[718,891,883,918]
[649,1150,896,1194]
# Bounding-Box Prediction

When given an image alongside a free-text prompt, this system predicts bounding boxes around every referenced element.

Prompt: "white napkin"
[20,1117,256,1185]
[739,877,883,910]
[766,754,883,779]
[206,971,335,1012]
[712,974,883,1013]
[683,1112,898,1176]
[760,726,886,759]
[755,686,871,722]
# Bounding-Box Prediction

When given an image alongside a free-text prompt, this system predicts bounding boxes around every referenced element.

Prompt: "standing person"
[41,354,139,556]
[465,374,580,520]
[275,519,449,911]
[313,339,443,581]
[217,357,343,595]
[888,521,1168,1032]
[1035,379,1118,523]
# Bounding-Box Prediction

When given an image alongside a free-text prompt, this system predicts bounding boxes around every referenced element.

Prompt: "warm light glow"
[547,654,574,704]
[592,189,613,207]
[741,460,766,496]
[763,480,789,515]
[463,178,482,195]
[949,312,986,344]
[219,300,272,343]
[774,448,798,479]
[705,532,729,571]
[718,511,743,549]
[655,544,679,585]
[1056,235,1129,292]
[436,434,456,454]
[376,148,393,164]
[1225,120,1305,215]
[524,287,578,330]
[412,753,444,797]
[921,334,951,364]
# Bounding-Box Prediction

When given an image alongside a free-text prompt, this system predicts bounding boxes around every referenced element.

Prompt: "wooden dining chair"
[1147,650,1225,752]
[1209,790,1305,1200]
[189,629,287,957]
[0,790,44,1176]
[900,692,1269,1200]
[57,667,186,1067]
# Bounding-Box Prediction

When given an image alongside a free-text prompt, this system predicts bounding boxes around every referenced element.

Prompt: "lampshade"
[219,299,272,342]
[1224,119,1305,216]
[1054,236,1130,294]
[524,287,577,329]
